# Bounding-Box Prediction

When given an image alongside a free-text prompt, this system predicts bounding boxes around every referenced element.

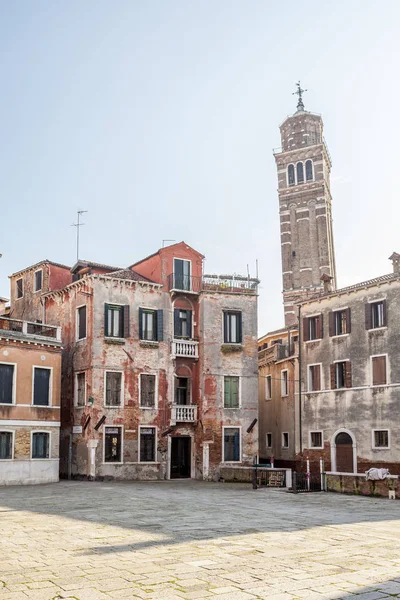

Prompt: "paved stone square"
[1,481,400,600]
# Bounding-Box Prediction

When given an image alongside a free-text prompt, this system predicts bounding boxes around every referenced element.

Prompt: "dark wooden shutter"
[329,312,335,336]
[303,318,309,342]
[223,312,228,343]
[174,309,180,337]
[345,361,352,388]
[237,313,243,343]
[123,305,130,338]
[33,368,50,406]
[346,308,351,333]
[330,364,336,389]
[382,299,388,327]
[316,315,323,339]
[157,309,163,341]
[138,308,143,339]
[187,310,192,339]
[79,306,87,339]
[315,365,321,391]
[104,303,109,336]
[365,303,372,330]
[372,356,387,385]
[0,365,13,404]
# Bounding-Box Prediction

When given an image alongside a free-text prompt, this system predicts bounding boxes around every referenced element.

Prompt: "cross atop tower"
[293,81,307,112]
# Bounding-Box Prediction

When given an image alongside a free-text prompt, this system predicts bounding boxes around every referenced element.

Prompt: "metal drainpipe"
[298,304,302,456]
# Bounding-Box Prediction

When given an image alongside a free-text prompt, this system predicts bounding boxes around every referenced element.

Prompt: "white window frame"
[332,307,350,337]
[309,430,324,449]
[104,370,124,408]
[31,430,51,460]
[370,354,389,387]
[282,432,289,448]
[174,374,192,406]
[74,371,86,408]
[138,425,158,463]
[265,375,272,400]
[32,366,53,407]
[140,306,157,341]
[307,313,322,341]
[296,161,305,184]
[34,268,43,293]
[103,425,123,464]
[281,369,288,397]
[0,429,15,460]
[308,363,322,392]
[76,304,87,342]
[367,298,387,330]
[222,310,242,345]
[139,373,158,409]
[372,428,390,450]
[0,362,17,406]
[104,302,124,339]
[16,278,23,299]
[223,375,241,409]
[222,426,242,463]
[333,359,350,390]
[266,432,272,448]
[173,257,192,291]
[287,162,295,186]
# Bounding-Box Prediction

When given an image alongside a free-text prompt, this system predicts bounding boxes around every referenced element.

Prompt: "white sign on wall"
[72,426,82,434]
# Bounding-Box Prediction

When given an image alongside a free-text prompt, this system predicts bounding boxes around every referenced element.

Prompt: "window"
[0,364,14,404]
[175,377,190,405]
[174,309,192,338]
[75,372,86,407]
[303,315,323,341]
[330,309,350,336]
[32,432,49,459]
[223,311,242,344]
[265,375,272,399]
[104,304,129,338]
[16,278,23,299]
[105,372,123,407]
[366,300,387,330]
[288,164,295,186]
[308,365,321,392]
[296,162,304,184]
[282,432,289,448]
[305,160,313,181]
[139,308,163,341]
[77,305,87,340]
[140,374,156,408]
[373,430,389,449]
[104,427,122,462]
[224,376,239,408]
[372,355,387,386]
[34,270,43,292]
[174,258,191,291]
[266,433,272,448]
[223,427,240,462]
[140,427,156,462]
[0,432,13,459]
[33,368,51,406]
[331,361,351,389]
[281,370,288,397]
[310,431,323,448]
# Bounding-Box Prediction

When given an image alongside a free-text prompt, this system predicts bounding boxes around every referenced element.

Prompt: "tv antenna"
[72,210,88,262]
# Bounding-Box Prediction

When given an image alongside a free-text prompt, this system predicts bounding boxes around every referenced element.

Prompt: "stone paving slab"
[1,481,400,599]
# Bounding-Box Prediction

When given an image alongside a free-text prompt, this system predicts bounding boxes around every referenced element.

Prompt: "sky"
[1,1,400,335]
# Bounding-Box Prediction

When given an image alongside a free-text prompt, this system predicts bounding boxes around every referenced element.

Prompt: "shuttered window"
[16,278,23,299]
[372,356,387,386]
[32,432,49,459]
[374,430,389,448]
[331,361,352,389]
[139,308,163,341]
[175,377,190,405]
[223,428,240,462]
[281,370,288,396]
[224,376,239,408]
[174,259,191,291]
[366,300,387,330]
[104,427,122,462]
[104,304,130,338]
[0,364,14,404]
[266,433,272,448]
[0,432,12,459]
[303,315,323,341]
[310,432,322,448]
[77,306,87,340]
[140,374,156,408]
[223,311,242,344]
[140,427,156,462]
[309,365,321,391]
[330,309,351,336]
[174,309,192,338]
[33,368,50,406]
[34,270,43,292]
[282,432,289,448]
[76,373,86,407]
[105,372,122,406]
[265,376,272,399]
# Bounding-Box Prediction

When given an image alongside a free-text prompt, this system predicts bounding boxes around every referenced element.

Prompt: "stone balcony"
[171,405,198,424]
[171,339,199,359]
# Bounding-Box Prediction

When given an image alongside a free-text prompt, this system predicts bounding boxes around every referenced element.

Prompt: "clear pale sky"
[1,1,399,335]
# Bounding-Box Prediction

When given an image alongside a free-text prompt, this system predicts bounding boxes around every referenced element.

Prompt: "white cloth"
[365,467,390,481]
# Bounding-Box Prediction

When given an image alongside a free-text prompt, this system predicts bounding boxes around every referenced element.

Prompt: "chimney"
[389,252,400,274]
[320,273,333,294]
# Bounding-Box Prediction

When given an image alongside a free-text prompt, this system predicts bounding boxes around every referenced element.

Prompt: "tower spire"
[293,81,307,112]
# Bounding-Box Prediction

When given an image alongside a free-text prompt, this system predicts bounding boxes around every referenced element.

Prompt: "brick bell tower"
[274,83,337,326]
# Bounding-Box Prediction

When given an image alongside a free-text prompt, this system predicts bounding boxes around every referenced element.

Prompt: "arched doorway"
[334,431,354,473]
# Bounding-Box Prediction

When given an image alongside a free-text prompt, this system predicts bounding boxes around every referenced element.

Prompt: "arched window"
[296,162,304,184]
[287,164,295,186]
[306,160,313,181]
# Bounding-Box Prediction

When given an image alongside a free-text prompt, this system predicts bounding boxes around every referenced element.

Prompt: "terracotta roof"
[129,241,205,268]
[71,260,123,273]
[109,269,155,283]
[258,324,298,342]
[300,272,400,305]
[9,260,71,278]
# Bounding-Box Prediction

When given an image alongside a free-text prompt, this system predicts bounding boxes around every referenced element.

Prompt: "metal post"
[320,457,325,491]
[306,456,310,491]
[293,471,297,493]
[271,455,274,469]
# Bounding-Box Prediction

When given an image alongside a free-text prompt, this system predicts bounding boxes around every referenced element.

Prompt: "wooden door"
[335,432,354,472]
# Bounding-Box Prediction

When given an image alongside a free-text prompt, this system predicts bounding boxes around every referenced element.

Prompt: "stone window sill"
[221,344,243,353]
[104,338,125,345]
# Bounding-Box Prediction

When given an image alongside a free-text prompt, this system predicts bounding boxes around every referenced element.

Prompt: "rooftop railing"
[0,317,61,342]
[168,273,259,294]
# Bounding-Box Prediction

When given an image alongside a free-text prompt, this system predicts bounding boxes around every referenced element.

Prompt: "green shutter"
[224,377,231,407]
[104,303,109,336]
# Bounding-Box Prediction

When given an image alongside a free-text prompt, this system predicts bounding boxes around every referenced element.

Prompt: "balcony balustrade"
[171,405,197,423]
[171,339,199,359]
[0,317,61,342]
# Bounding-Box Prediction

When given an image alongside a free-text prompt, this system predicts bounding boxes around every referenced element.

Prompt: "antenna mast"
[72,210,88,262]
